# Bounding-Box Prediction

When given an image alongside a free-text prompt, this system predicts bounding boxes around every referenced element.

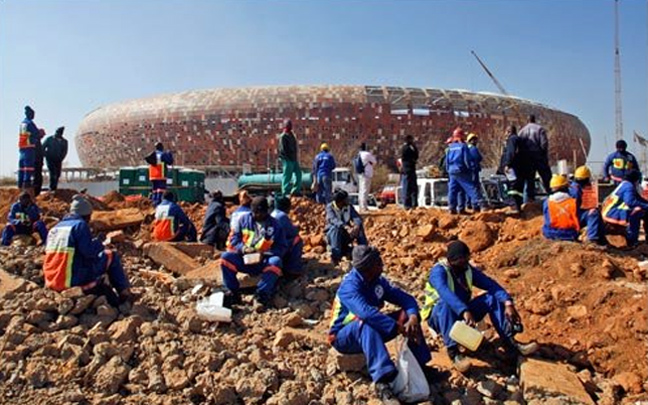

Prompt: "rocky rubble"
[0,189,646,404]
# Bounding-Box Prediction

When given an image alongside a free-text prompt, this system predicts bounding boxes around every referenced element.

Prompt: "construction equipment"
[471,50,509,96]
[614,0,624,140]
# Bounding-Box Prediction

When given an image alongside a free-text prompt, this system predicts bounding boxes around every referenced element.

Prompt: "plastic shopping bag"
[390,338,430,402]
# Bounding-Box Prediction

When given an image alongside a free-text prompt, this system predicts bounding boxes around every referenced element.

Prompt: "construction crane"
[614,0,624,140]
[471,50,509,96]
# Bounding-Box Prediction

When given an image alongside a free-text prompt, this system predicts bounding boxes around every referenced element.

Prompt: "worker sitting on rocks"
[568,166,607,246]
[446,129,481,214]
[221,196,285,308]
[422,240,538,372]
[200,190,230,250]
[542,174,580,241]
[43,194,134,306]
[271,196,303,276]
[602,170,648,247]
[325,189,367,265]
[152,191,197,242]
[230,190,252,232]
[1,192,48,246]
[329,245,431,405]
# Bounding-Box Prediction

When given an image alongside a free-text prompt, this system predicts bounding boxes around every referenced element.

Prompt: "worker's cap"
[275,196,291,212]
[24,106,34,115]
[238,190,251,205]
[624,170,641,183]
[549,174,569,190]
[320,143,330,151]
[446,240,470,261]
[251,196,269,213]
[70,194,93,217]
[574,166,591,181]
[333,189,349,203]
[616,140,627,150]
[466,133,478,142]
[55,127,65,135]
[352,245,383,272]
[163,190,176,202]
[452,127,465,140]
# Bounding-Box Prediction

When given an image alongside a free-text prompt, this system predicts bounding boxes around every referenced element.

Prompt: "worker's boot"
[448,347,471,373]
[513,341,539,356]
[373,382,400,405]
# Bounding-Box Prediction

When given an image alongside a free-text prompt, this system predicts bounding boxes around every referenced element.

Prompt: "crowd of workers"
[9,108,648,403]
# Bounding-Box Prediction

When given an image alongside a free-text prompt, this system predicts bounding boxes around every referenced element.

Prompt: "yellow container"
[449,321,483,351]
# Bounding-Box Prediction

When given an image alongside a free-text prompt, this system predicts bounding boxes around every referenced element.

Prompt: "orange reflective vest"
[548,198,580,231]
[152,204,176,241]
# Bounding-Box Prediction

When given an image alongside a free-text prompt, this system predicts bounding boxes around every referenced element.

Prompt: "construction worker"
[278,119,302,196]
[400,135,419,209]
[1,192,48,246]
[602,140,639,185]
[356,142,377,213]
[42,127,68,192]
[325,190,367,265]
[542,174,580,241]
[569,166,607,245]
[271,196,303,276]
[499,125,526,213]
[602,170,648,247]
[518,114,551,194]
[446,128,481,214]
[312,142,337,204]
[33,128,46,196]
[329,245,431,405]
[466,133,484,210]
[18,106,40,192]
[43,194,134,307]
[230,190,252,232]
[200,190,230,250]
[146,142,174,206]
[152,191,197,242]
[221,197,285,308]
[422,240,538,372]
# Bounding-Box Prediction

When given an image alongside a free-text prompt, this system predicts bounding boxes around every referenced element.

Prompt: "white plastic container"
[243,252,261,265]
[449,321,483,351]
[196,292,231,322]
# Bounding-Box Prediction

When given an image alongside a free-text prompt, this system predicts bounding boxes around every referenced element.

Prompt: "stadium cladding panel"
[76,85,591,171]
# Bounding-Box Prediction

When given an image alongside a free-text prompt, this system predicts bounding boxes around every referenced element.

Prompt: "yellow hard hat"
[320,143,330,151]
[574,166,591,181]
[550,174,569,190]
[466,133,478,142]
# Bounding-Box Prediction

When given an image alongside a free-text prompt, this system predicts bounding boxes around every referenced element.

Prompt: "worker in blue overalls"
[568,166,607,245]
[602,170,648,247]
[422,240,538,372]
[151,191,197,242]
[147,142,174,206]
[1,192,48,246]
[18,106,40,192]
[446,131,481,214]
[602,140,639,185]
[466,133,484,210]
[312,142,337,204]
[542,174,581,241]
[329,245,431,404]
[271,196,304,276]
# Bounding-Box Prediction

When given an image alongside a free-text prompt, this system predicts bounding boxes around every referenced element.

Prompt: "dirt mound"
[101,190,125,205]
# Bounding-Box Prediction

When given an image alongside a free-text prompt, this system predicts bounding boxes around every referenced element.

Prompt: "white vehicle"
[332,168,358,194]
[349,192,379,211]
[395,177,449,209]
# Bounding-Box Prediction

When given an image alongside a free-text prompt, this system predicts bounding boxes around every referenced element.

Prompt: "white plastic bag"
[195,292,232,323]
[390,338,430,402]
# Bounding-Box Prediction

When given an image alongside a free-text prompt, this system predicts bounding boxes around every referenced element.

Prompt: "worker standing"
[329,245,431,405]
[518,114,551,195]
[421,240,538,372]
[312,143,336,204]
[499,125,526,213]
[18,106,40,192]
[146,142,174,206]
[1,192,48,246]
[602,140,639,185]
[278,119,302,197]
[271,196,303,276]
[569,166,607,245]
[42,127,68,192]
[33,128,46,196]
[400,135,419,209]
[200,190,230,250]
[325,190,367,265]
[466,133,484,210]
[152,191,198,242]
[446,129,481,214]
[602,170,648,247]
[356,142,377,213]
[542,175,580,241]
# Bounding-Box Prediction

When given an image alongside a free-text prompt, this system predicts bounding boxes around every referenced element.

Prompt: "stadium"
[75,85,591,171]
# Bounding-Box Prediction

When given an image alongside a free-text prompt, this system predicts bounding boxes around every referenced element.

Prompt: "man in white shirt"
[357,143,377,212]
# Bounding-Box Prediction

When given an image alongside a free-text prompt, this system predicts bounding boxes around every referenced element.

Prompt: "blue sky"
[0,0,646,177]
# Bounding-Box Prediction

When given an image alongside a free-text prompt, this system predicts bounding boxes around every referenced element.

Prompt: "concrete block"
[91,208,144,232]
[144,243,200,275]
[171,242,214,259]
[520,358,594,404]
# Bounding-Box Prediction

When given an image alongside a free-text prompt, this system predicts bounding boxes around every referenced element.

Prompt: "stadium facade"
[76,85,590,171]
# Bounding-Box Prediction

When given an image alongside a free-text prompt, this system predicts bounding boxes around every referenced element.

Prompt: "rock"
[567,305,588,319]
[96,305,118,320]
[416,224,436,240]
[108,316,143,343]
[503,269,521,279]
[26,310,54,325]
[144,242,200,275]
[25,362,49,388]
[70,295,96,315]
[172,242,214,258]
[283,312,303,327]
[613,371,643,394]
[93,342,119,359]
[235,368,278,403]
[93,356,131,395]
[327,348,365,372]
[212,385,238,404]
[334,390,354,405]
[273,329,294,348]
[61,287,85,299]
[313,246,326,254]
[439,215,458,230]
[57,298,74,315]
[164,368,189,391]
[459,220,495,252]
[310,234,324,247]
[477,380,503,398]
[54,315,78,330]
[176,309,202,333]
[91,208,144,232]
[35,298,57,312]
[519,358,594,405]
[147,365,167,394]
[106,230,127,244]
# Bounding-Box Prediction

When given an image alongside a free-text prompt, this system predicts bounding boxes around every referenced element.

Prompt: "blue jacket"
[312,151,336,178]
[227,212,285,257]
[445,142,472,175]
[19,118,40,150]
[271,209,299,250]
[329,268,420,337]
[152,199,194,241]
[429,261,511,316]
[542,192,580,241]
[602,180,648,225]
[325,201,362,231]
[8,202,41,226]
[467,144,483,173]
[230,206,251,232]
[157,150,174,166]
[603,150,639,182]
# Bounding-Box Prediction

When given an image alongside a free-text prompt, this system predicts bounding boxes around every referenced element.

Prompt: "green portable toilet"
[173,168,205,203]
[135,166,150,187]
[119,167,137,188]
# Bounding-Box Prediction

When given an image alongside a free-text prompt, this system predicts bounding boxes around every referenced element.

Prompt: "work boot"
[374,382,400,405]
[449,209,458,215]
[514,341,539,356]
[253,294,272,313]
[451,353,471,373]
[458,209,467,215]
[223,292,242,308]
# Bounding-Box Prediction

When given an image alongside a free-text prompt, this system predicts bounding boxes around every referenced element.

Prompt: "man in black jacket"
[499,125,528,213]
[518,115,551,196]
[200,190,230,250]
[400,135,419,209]
[42,127,68,191]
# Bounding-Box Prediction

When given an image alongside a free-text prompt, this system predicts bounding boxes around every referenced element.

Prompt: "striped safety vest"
[421,260,473,320]
[152,204,176,241]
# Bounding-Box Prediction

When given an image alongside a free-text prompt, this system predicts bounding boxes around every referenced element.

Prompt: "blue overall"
[150,150,174,206]
[568,182,605,243]
[271,208,304,275]
[152,199,197,242]
[325,202,367,262]
[602,150,639,184]
[466,144,483,208]
[18,118,40,189]
[1,202,48,246]
[221,213,285,300]
[330,269,431,382]
[602,181,648,245]
[425,261,513,351]
[446,142,481,211]
[313,151,336,204]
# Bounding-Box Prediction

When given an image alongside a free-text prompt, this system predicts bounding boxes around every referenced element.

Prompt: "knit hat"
[352,245,383,272]
[25,106,34,115]
[251,196,269,213]
[446,240,470,261]
[70,194,93,217]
